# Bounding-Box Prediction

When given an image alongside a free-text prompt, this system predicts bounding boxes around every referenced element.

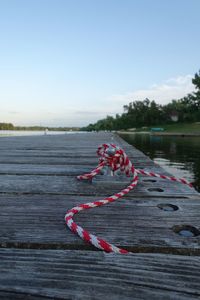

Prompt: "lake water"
[0,130,80,137]
[119,133,200,192]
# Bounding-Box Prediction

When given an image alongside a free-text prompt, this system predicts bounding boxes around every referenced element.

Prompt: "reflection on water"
[119,133,200,192]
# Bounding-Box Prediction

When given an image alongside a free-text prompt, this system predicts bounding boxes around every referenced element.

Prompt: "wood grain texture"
[0,164,95,175]
[0,249,200,300]
[0,132,200,299]
[0,194,199,254]
[0,173,196,196]
[0,132,121,150]
[0,155,154,166]
[0,163,165,176]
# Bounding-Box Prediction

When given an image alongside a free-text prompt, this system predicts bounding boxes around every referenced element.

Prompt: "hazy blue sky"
[0,0,199,126]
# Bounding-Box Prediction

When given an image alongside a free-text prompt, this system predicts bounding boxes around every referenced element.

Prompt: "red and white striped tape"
[65,143,193,254]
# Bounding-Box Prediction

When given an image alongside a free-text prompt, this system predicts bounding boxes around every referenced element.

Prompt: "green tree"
[0,123,14,130]
[192,70,200,111]
[192,70,200,91]
[81,69,200,131]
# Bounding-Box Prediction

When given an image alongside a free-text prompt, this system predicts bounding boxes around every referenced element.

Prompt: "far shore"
[117,122,200,137]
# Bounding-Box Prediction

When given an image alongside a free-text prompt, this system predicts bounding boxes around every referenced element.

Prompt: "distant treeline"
[0,123,15,130]
[0,123,80,131]
[81,70,200,131]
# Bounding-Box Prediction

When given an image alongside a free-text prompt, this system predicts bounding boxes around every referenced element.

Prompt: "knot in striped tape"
[65,143,193,254]
[97,143,134,176]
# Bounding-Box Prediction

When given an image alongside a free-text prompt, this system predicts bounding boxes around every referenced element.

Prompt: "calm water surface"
[119,133,200,192]
[0,130,82,136]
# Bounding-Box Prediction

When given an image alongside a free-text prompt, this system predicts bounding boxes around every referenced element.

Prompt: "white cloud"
[108,74,194,109]
[38,74,196,126]
[0,74,195,127]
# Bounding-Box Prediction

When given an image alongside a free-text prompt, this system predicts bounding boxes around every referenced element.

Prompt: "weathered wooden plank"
[0,143,153,166]
[0,163,166,176]
[0,133,149,164]
[0,147,147,158]
[0,173,196,196]
[0,164,95,175]
[0,194,199,253]
[0,249,200,299]
[0,132,199,300]
[92,174,197,195]
[0,155,153,165]
[0,133,121,150]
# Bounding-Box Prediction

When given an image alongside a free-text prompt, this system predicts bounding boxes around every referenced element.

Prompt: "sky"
[0,0,200,127]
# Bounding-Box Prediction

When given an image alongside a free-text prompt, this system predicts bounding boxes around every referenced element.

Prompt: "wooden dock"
[0,132,200,299]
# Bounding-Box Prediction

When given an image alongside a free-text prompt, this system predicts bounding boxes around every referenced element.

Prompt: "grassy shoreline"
[118,122,200,136]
